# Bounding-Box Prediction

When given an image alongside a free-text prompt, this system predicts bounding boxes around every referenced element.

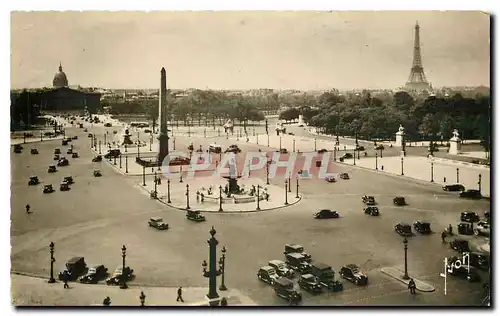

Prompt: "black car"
[285,253,312,274]
[341,153,353,159]
[72,152,79,158]
[364,206,379,216]
[268,260,294,278]
[461,211,480,223]
[92,155,103,162]
[362,195,376,205]
[413,221,431,234]
[79,265,108,284]
[468,252,490,271]
[310,262,344,292]
[104,149,121,159]
[314,209,339,219]
[53,154,60,161]
[395,222,412,237]
[298,274,323,294]
[30,148,39,155]
[106,266,134,285]
[339,264,368,285]
[54,148,61,154]
[58,257,88,281]
[355,145,365,151]
[104,123,112,127]
[317,149,328,153]
[450,239,470,253]
[48,165,57,173]
[457,222,474,235]
[459,190,482,199]
[257,266,281,285]
[225,145,241,154]
[443,184,465,192]
[273,277,302,303]
[284,244,312,262]
[28,176,40,186]
[43,184,54,193]
[186,210,206,222]
[393,196,406,206]
[446,260,481,282]
[57,158,69,167]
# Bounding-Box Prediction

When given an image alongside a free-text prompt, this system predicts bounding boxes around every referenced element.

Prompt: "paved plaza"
[10,115,491,306]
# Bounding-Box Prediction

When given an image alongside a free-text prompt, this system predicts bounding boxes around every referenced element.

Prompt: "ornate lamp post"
[137,142,140,158]
[120,245,128,289]
[266,160,270,185]
[186,184,190,210]
[142,166,146,186]
[334,147,337,161]
[279,136,282,151]
[180,165,184,183]
[284,180,289,205]
[219,185,223,212]
[125,155,129,173]
[288,176,292,193]
[256,185,261,211]
[219,246,227,291]
[401,157,404,176]
[98,140,102,154]
[48,241,56,283]
[104,132,107,144]
[125,143,128,153]
[456,168,460,183]
[379,147,383,158]
[375,153,378,170]
[314,138,317,152]
[167,179,172,203]
[173,137,176,150]
[430,162,434,182]
[149,135,153,151]
[267,134,270,147]
[296,177,299,198]
[478,174,482,193]
[40,131,43,142]
[402,237,409,280]
[357,148,360,160]
[293,139,296,152]
[202,227,223,306]
[139,291,146,306]
[114,155,117,165]
[353,148,356,166]
[153,172,158,197]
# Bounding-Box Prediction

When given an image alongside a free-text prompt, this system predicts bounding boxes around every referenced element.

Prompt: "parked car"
[474,221,490,236]
[104,149,121,159]
[57,158,69,167]
[72,136,78,140]
[43,184,54,194]
[457,222,474,235]
[364,206,379,216]
[148,217,169,230]
[28,176,40,186]
[54,148,61,154]
[314,209,339,219]
[341,153,353,159]
[413,221,431,234]
[63,176,74,184]
[92,155,103,162]
[79,265,108,284]
[339,264,368,285]
[58,257,88,281]
[279,148,288,154]
[284,244,312,262]
[468,252,490,271]
[186,210,206,222]
[225,145,241,153]
[60,182,71,191]
[461,211,480,223]
[393,196,406,206]
[339,173,350,180]
[67,148,73,154]
[450,239,470,253]
[48,165,57,173]
[93,170,102,177]
[395,222,413,237]
[62,140,68,146]
[104,123,112,127]
[106,267,134,285]
[446,259,481,282]
[30,148,39,155]
[459,190,482,199]
[311,262,344,292]
[208,144,222,153]
[72,152,79,158]
[443,184,465,192]
[13,144,23,153]
[362,195,376,205]
[268,260,294,278]
[285,253,312,274]
[325,176,337,183]
[298,274,323,294]
[355,145,365,151]
[273,277,302,303]
[257,266,281,285]
[169,156,190,166]
[87,133,92,137]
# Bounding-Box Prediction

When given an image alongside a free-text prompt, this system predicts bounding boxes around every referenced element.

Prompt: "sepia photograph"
[9,8,491,307]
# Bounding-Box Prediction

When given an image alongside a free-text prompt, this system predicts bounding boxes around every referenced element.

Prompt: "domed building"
[53,62,69,88]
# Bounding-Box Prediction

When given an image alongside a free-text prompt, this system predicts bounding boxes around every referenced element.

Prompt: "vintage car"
[62,139,68,146]
[355,145,365,151]
[43,184,54,193]
[394,222,413,237]
[186,210,206,222]
[48,165,57,173]
[325,176,337,183]
[225,145,242,154]
[339,264,368,285]
[317,149,328,153]
[58,257,88,281]
[474,221,490,236]
[60,182,71,191]
[257,266,281,285]
[413,221,431,234]
[284,244,312,262]
[169,157,190,166]
[148,217,169,230]
[278,148,288,154]
[459,189,482,199]
[446,259,481,282]
[92,155,103,162]
[362,195,376,205]
[72,152,79,158]
[311,262,343,292]
[450,239,470,253]
[460,211,480,223]
[339,173,350,180]
[298,274,323,294]
[273,277,302,303]
[442,184,465,192]
[79,265,108,284]
[268,260,294,278]
[87,133,93,138]
[106,266,134,285]
[457,222,474,235]
[93,170,102,177]
[364,206,379,216]
[104,123,112,127]
[28,176,40,186]
[113,130,118,134]
[30,148,39,155]
[285,253,312,274]
[57,158,69,167]
[83,128,88,132]
[54,148,61,154]
[63,176,74,185]
[104,149,121,159]
[72,136,78,140]
[13,144,23,153]
[209,144,222,153]
[375,144,385,150]
[393,196,406,206]
[67,148,73,154]
[314,209,339,219]
[53,154,60,161]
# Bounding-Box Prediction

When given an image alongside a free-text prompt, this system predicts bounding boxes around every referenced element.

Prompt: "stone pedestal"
[298,115,305,126]
[449,136,462,155]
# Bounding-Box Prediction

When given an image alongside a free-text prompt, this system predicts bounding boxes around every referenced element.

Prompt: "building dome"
[53,62,68,88]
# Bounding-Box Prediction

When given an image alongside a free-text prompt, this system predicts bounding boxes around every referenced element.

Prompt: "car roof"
[286,252,305,259]
[285,244,302,248]
[312,262,331,270]
[150,216,163,221]
[269,260,285,265]
[67,257,85,264]
[398,222,410,226]
[260,266,275,271]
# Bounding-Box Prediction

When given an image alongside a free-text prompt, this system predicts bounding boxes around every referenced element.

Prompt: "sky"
[10,11,490,90]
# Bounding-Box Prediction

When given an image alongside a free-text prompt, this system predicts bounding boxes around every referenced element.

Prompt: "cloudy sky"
[10,11,490,90]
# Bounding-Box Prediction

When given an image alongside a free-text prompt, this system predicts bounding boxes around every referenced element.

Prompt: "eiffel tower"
[405,21,431,92]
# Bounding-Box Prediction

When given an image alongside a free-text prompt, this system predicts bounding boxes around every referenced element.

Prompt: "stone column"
[449,129,462,155]
[395,124,406,156]
[157,67,169,165]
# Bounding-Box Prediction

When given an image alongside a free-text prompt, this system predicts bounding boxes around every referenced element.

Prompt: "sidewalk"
[380,267,435,292]
[11,274,257,306]
[11,136,64,146]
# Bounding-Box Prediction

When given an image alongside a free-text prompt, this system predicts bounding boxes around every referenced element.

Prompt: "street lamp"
[478,174,482,193]
[180,165,184,183]
[284,180,289,205]
[137,142,140,158]
[219,185,223,212]
[48,241,56,283]
[120,245,128,289]
[119,154,122,168]
[456,168,460,183]
[114,155,117,165]
[353,148,356,166]
[219,246,227,291]
[401,157,404,176]
[402,237,409,280]
[266,160,270,185]
[202,227,223,306]
[104,132,107,144]
[288,176,292,193]
[153,172,158,198]
[167,179,172,203]
[139,291,146,306]
[430,162,434,182]
[375,153,378,170]
[98,140,102,154]
[256,185,261,211]
[314,138,317,151]
[142,166,146,186]
[267,134,270,147]
[149,135,152,151]
[279,136,282,151]
[334,147,337,161]
[173,137,176,150]
[186,184,190,210]
[293,139,296,152]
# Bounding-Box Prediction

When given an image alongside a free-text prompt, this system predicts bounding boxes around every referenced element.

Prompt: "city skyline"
[11,11,490,90]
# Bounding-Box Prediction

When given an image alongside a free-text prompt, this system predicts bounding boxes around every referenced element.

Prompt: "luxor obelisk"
[158,67,169,164]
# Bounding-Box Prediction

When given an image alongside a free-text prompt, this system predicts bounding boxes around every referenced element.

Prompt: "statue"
[398,124,405,133]
[452,129,460,139]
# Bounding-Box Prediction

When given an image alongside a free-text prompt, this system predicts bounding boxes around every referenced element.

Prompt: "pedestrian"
[220,297,228,306]
[448,224,453,235]
[176,286,184,302]
[63,271,70,289]
[103,296,111,306]
[441,230,447,243]
[25,204,31,214]
[408,278,416,294]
